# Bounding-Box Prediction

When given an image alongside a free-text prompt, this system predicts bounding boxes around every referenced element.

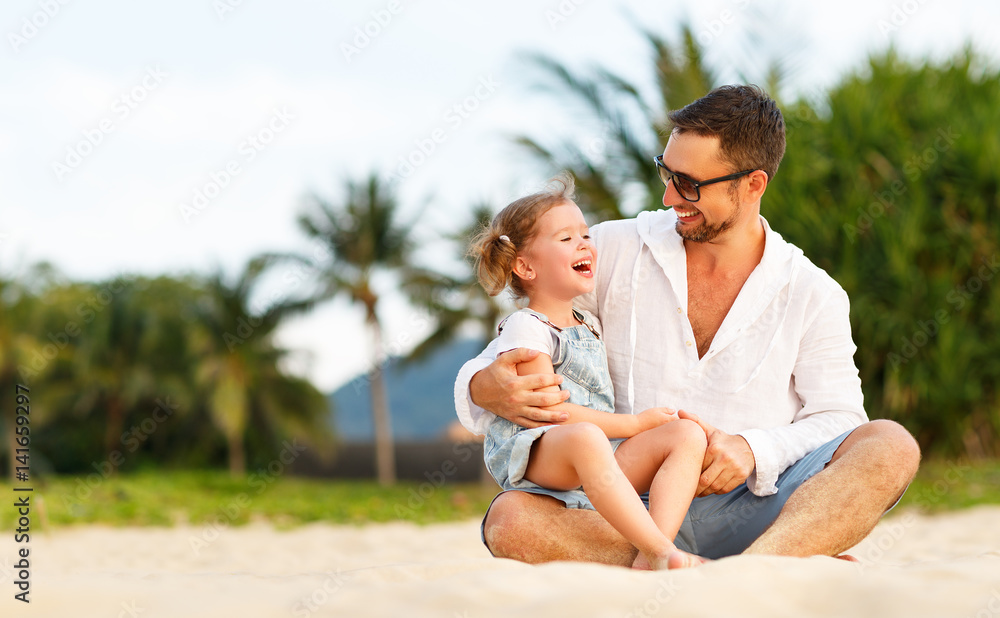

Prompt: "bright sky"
[3,0,998,392]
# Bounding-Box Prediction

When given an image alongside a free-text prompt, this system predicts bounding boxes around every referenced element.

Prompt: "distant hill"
[328,339,486,442]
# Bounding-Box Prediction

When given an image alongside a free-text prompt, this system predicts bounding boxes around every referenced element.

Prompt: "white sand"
[2,506,999,617]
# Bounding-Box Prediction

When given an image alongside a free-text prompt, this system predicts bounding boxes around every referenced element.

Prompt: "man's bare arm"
[469,348,570,428]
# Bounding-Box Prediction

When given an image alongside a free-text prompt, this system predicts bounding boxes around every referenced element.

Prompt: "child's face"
[517,201,596,301]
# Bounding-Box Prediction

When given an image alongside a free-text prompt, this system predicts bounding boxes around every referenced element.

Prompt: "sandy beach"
[2,505,999,617]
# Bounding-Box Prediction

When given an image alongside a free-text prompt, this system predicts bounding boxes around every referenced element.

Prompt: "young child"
[470,174,707,570]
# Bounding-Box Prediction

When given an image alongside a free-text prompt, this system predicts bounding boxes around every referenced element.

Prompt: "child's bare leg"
[614,419,708,568]
[524,423,677,569]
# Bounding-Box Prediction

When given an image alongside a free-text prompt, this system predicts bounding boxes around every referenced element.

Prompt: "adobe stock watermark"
[783,87,827,135]
[668,281,787,403]
[946,255,1000,311]
[968,588,1000,618]
[887,254,998,370]
[555,136,608,179]
[213,0,248,21]
[545,0,590,31]
[392,443,478,518]
[624,579,681,618]
[387,75,500,183]
[177,106,295,223]
[51,65,168,183]
[114,600,144,618]
[220,285,302,352]
[223,243,331,352]
[877,0,931,38]
[18,274,142,381]
[340,0,404,63]
[0,557,16,586]
[188,439,307,555]
[843,126,958,244]
[7,0,72,54]
[61,396,181,515]
[290,570,348,617]
[349,313,433,396]
[856,459,969,572]
[695,0,752,46]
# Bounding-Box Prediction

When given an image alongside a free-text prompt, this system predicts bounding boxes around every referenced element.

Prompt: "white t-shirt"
[495,310,559,358]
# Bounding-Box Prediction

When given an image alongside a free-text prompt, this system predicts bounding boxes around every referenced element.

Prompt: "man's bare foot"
[667,550,708,569]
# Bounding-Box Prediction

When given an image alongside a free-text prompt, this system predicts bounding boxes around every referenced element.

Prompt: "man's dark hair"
[667,84,786,181]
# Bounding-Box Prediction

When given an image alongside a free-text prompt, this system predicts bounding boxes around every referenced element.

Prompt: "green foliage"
[506,32,999,458]
[2,32,997,479]
[402,202,508,362]
[513,25,714,221]
[292,172,418,485]
[193,258,329,475]
[895,458,1000,513]
[0,462,995,529]
[0,472,500,528]
[0,271,333,477]
[766,49,1000,456]
[297,173,415,315]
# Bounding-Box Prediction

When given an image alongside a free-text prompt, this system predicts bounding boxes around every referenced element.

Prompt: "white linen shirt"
[454,209,868,496]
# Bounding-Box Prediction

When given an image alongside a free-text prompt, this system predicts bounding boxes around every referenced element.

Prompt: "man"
[454,84,920,566]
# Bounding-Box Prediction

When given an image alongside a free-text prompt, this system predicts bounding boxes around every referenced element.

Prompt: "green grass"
[0,470,500,530]
[1,458,997,530]
[894,458,1000,513]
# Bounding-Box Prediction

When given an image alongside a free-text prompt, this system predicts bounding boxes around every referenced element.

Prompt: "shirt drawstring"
[626,242,645,413]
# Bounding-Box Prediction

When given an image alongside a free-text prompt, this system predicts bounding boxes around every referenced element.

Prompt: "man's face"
[660,132,748,244]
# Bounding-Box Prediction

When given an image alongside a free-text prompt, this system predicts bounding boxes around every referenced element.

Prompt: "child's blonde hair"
[469,173,576,299]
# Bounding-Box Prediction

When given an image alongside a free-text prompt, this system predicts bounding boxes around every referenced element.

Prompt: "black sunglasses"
[653,155,755,202]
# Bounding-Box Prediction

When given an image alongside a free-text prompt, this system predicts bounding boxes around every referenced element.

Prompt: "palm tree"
[0,264,102,478]
[516,28,1000,457]
[193,257,330,476]
[0,274,42,480]
[294,173,415,485]
[514,26,715,222]
[395,25,716,380]
[762,49,1000,457]
[402,202,509,362]
[67,278,157,465]
[47,275,204,472]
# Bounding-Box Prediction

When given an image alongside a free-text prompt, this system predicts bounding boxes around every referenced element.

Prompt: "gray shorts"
[481,428,880,559]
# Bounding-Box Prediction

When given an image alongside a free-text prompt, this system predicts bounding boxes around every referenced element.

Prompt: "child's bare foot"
[631,552,652,570]
[631,553,650,570]
[640,551,678,571]
[666,550,708,569]
[634,547,708,571]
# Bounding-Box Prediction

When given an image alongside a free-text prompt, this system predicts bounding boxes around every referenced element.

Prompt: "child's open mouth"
[572,259,593,275]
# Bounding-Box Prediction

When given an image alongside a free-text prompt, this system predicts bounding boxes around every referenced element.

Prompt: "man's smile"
[673,206,702,222]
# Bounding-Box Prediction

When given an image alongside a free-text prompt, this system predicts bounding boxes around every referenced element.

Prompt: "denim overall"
[483,308,620,509]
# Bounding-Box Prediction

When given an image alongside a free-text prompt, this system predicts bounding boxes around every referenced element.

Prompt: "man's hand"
[678,410,755,497]
[469,348,570,428]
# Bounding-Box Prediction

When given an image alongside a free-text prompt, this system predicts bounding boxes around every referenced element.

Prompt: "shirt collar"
[632,209,801,361]
[634,209,799,285]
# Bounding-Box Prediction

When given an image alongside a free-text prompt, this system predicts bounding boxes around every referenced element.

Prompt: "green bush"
[766,50,1000,456]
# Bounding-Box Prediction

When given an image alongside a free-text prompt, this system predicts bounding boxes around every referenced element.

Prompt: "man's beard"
[675,199,742,243]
